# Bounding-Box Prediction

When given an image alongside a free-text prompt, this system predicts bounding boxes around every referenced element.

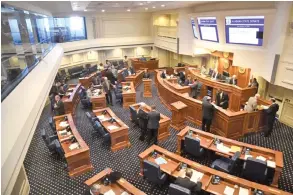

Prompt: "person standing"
[54,95,65,116]
[102,77,113,106]
[264,98,279,137]
[137,104,148,141]
[105,68,116,85]
[202,96,215,132]
[215,89,229,109]
[189,78,198,99]
[147,105,160,145]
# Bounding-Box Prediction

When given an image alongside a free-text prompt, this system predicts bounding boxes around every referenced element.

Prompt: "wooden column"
[143,79,152,97]
[170,101,188,131]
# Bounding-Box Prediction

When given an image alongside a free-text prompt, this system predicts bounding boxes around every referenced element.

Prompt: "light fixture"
[127,9,131,12]
[84,9,87,11]
[161,4,165,7]
[101,9,105,12]
[152,6,156,8]
[145,8,148,10]
[139,2,143,5]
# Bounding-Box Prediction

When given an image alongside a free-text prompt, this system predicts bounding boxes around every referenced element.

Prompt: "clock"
[223,59,230,69]
[223,52,230,58]
[238,67,246,74]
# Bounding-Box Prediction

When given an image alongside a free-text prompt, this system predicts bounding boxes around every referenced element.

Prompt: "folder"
[230,146,241,153]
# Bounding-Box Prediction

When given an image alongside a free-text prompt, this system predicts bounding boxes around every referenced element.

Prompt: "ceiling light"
[127,9,131,12]
[152,6,156,8]
[101,10,105,12]
[139,3,143,5]
[145,8,148,10]
[84,9,87,11]
[161,5,165,7]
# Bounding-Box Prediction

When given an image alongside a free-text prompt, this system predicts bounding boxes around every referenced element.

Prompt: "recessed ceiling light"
[152,6,156,8]
[84,9,87,11]
[161,5,165,7]
[139,3,143,5]
[127,9,131,12]
[145,8,148,10]
[101,9,105,12]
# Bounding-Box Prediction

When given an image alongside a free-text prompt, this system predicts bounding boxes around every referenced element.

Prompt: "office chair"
[242,157,268,184]
[129,106,139,125]
[85,112,97,125]
[49,116,56,133]
[93,121,111,143]
[114,88,123,105]
[143,160,167,185]
[41,129,58,154]
[80,97,92,109]
[211,151,241,174]
[169,183,191,195]
[184,135,204,157]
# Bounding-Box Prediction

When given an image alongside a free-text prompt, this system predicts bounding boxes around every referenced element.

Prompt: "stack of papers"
[190,170,204,183]
[267,160,276,168]
[230,146,241,153]
[104,189,115,195]
[108,125,118,130]
[244,154,253,160]
[155,157,167,165]
[256,156,267,162]
[239,187,249,195]
[224,186,235,195]
[59,121,69,128]
[216,143,231,153]
[69,143,79,150]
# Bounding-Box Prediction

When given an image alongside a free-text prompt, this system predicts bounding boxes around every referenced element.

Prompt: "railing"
[1,42,55,101]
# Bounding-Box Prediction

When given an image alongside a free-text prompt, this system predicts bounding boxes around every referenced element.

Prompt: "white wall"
[1,45,64,195]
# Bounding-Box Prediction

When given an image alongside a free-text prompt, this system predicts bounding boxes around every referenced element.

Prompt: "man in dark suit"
[143,69,150,79]
[202,96,215,132]
[102,77,113,106]
[230,75,238,85]
[174,169,202,194]
[137,104,149,141]
[184,76,192,86]
[105,68,116,85]
[190,78,198,99]
[147,105,160,145]
[161,70,167,79]
[84,184,103,195]
[264,98,279,137]
[215,89,229,109]
[179,71,186,83]
[54,95,65,116]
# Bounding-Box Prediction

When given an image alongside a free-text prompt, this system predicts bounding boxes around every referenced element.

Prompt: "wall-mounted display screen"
[191,18,198,39]
[197,17,219,42]
[225,16,264,46]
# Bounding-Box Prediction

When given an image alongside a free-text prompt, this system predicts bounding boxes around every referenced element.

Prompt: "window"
[8,19,21,45]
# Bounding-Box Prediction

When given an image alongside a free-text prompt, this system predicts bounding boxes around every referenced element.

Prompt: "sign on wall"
[197,17,219,42]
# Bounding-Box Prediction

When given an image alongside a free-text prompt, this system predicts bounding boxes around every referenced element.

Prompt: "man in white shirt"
[245,94,260,113]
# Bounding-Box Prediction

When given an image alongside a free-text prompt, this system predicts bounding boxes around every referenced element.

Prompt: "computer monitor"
[223,71,230,77]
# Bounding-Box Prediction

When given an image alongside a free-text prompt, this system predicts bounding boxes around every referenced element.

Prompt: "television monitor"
[197,17,219,42]
[191,18,199,39]
[225,16,265,46]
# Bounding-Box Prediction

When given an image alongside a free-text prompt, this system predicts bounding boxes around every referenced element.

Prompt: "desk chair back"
[143,160,167,185]
[169,184,191,195]
[184,135,204,157]
[242,157,268,183]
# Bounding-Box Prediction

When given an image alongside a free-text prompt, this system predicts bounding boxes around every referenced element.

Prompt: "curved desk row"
[62,84,81,115]
[155,70,267,140]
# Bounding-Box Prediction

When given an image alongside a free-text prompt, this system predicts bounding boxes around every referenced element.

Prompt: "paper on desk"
[256,156,267,162]
[244,155,253,160]
[123,86,128,89]
[190,170,204,183]
[216,143,231,153]
[59,121,69,128]
[104,189,115,195]
[108,125,118,130]
[224,186,235,195]
[230,146,241,153]
[155,157,167,165]
[69,143,79,150]
[262,105,269,109]
[267,160,276,168]
[59,130,67,136]
[239,187,249,195]
[97,115,105,120]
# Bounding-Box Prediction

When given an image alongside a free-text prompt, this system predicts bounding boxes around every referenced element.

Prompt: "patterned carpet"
[24,74,293,194]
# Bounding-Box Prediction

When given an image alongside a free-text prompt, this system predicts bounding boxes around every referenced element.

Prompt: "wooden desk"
[138,145,291,195]
[125,70,144,88]
[131,59,159,72]
[84,168,146,195]
[79,72,97,89]
[164,78,191,94]
[121,82,136,108]
[129,102,171,142]
[177,126,284,187]
[117,68,127,83]
[143,79,152,97]
[93,108,130,151]
[155,70,266,140]
[62,84,81,115]
[90,88,106,110]
[170,101,188,131]
[54,114,93,177]
[186,68,257,112]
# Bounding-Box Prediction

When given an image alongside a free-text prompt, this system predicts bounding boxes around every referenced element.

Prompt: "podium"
[170,101,187,131]
[143,79,152,97]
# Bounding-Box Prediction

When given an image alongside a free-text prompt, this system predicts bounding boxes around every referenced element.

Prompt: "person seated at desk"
[147,105,160,145]
[216,89,229,109]
[174,169,202,194]
[143,69,150,79]
[140,55,147,61]
[211,69,221,80]
[84,184,103,195]
[173,69,180,77]
[245,94,260,113]
[97,63,104,71]
[184,76,192,86]
[179,71,186,83]
[57,85,66,97]
[161,70,167,79]
[230,75,238,85]
[54,95,65,116]
[248,78,259,92]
